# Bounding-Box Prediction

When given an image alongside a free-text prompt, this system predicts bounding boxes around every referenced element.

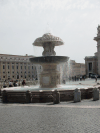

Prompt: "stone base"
[40,64,61,88]
[74,89,81,102]
[93,88,99,101]
[1,87,96,103]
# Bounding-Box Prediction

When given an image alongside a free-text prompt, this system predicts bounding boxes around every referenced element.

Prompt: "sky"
[0,0,100,63]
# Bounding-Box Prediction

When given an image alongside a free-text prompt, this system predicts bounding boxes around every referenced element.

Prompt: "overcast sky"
[0,0,100,63]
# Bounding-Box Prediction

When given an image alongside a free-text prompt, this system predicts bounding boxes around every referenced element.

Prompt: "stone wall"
[1,87,98,103]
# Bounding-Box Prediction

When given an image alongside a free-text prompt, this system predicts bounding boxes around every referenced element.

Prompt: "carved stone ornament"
[33,33,64,46]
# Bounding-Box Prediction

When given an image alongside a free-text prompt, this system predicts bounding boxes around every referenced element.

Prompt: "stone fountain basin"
[1,84,93,92]
[30,56,69,64]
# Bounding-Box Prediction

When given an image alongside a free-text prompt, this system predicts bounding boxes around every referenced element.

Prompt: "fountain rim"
[30,56,69,64]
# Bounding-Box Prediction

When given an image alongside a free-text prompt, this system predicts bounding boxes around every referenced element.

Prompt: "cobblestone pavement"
[1,99,100,133]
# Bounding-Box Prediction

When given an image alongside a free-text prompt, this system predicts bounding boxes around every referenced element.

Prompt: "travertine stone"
[40,64,60,88]
[33,33,64,46]
[93,88,99,101]
[42,42,56,56]
[31,33,69,89]
[26,90,32,103]
[74,88,81,103]
[2,90,8,103]
[53,89,60,104]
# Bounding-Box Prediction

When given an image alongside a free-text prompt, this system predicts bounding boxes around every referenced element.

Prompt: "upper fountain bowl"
[33,33,64,46]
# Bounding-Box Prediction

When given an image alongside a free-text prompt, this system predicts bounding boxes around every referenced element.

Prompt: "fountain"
[30,33,69,88]
[1,33,96,103]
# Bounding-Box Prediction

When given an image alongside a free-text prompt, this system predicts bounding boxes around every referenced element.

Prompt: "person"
[35,77,38,80]
[75,76,76,81]
[9,81,13,87]
[80,76,82,81]
[95,75,98,82]
[3,81,7,88]
[13,81,18,87]
[22,80,26,86]
[63,79,66,84]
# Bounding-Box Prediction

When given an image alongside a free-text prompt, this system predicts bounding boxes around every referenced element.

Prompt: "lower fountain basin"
[30,56,69,64]
[1,80,96,103]
[2,84,93,92]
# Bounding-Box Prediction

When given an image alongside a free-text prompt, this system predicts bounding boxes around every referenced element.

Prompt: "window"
[25,66,26,69]
[17,66,18,69]
[21,66,22,69]
[28,66,30,69]
[32,66,33,69]
[3,65,5,69]
[89,63,92,71]
[8,65,9,69]
[12,66,14,69]
[3,76,5,78]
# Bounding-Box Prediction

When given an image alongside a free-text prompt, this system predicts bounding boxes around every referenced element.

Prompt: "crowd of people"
[3,80,26,88]
[2,74,98,88]
[69,75,86,82]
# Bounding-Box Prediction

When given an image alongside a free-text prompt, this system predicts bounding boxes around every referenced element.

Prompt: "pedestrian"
[3,81,7,88]
[95,75,97,82]
[80,76,82,81]
[22,80,26,86]
[75,76,76,81]
[13,81,18,87]
[9,81,13,87]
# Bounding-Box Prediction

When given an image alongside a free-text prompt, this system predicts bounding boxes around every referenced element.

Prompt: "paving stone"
[1,79,100,133]
[0,101,100,133]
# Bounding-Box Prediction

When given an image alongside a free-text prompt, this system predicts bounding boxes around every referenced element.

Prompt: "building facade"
[85,25,100,77]
[69,60,86,78]
[0,54,38,80]
[60,60,86,81]
[0,53,86,81]
[85,56,98,77]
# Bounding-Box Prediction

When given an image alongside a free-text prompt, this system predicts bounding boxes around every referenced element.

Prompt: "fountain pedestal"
[40,64,60,88]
